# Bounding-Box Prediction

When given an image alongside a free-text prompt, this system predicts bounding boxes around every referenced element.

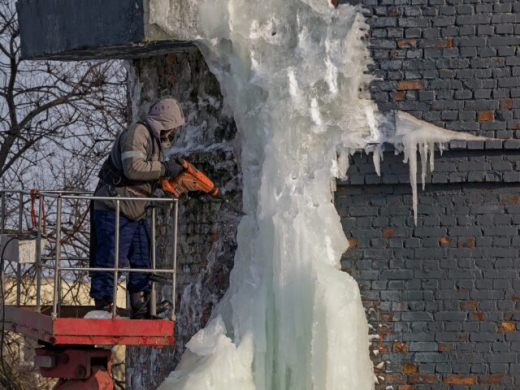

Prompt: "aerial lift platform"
[0,189,179,389]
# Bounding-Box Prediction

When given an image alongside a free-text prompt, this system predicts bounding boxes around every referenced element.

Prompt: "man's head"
[146,97,185,145]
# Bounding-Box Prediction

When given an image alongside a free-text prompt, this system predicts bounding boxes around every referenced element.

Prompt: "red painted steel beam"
[52,318,174,345]
[52,335,174,346]
[3,306,175,346]
[54,318,174,337]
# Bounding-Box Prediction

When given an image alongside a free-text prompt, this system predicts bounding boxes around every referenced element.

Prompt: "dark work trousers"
[90,209,151,303]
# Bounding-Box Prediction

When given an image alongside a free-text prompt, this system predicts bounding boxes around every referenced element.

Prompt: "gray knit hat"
[146,97,185,133]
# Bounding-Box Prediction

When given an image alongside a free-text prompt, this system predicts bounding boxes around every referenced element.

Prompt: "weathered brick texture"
[364,0,520,138]
[338,143,520,389]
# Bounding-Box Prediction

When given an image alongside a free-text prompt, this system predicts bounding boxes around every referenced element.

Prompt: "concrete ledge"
[17,0,194,60]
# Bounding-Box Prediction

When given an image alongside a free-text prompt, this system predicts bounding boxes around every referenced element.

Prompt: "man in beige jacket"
[91,97,185,318]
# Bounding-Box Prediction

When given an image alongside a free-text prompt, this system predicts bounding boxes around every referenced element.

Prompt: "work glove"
[162,158,183,178]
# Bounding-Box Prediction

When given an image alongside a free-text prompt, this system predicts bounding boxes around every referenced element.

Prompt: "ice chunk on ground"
[158,317,255,389]
[84,310,113,319]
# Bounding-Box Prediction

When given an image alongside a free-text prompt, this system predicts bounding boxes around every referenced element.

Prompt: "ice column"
[155,0,377,389]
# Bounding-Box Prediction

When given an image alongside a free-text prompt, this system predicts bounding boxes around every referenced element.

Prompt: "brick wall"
[352,2,520,386]
[338,141,520,389]
[125,49,241,389]
[364,0,520,138]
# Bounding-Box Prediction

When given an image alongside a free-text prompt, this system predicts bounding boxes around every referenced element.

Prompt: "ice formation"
[389,112,487,224]
[149,0,486,389]
[154,0,375,389]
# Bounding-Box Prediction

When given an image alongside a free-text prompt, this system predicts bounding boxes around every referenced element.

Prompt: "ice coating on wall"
[153,0,375,389]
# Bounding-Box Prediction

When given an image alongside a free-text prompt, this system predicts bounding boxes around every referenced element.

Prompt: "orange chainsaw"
[160,159,245,215]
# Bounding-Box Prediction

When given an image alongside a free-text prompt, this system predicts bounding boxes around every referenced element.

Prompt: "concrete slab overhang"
[17,0,196,60]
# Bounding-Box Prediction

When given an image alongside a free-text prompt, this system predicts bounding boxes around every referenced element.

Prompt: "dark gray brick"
[338,4,520,382]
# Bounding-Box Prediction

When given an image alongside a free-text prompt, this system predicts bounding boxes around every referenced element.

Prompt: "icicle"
[336,148,350,180]
[404,141,419,224]
[429,142,435,172]
[372,145,382,177]
[419,142,428,191]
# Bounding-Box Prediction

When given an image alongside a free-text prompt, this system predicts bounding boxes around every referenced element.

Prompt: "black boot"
[130,292,148,319]
[130,292,172,319]
[156,299,173,315]
[94,298,113,312]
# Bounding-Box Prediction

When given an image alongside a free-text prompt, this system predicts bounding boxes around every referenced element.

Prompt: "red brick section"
[377,341,390,353]
[397,39,417,48]
[443,376,476,385]
[379,324,393,337]
[380,312,393,321]
[458,237,475,247]
[500,98,513,110]
[460,300,478,310]
[438,343,454,352]
[386,374,406,384]
[409,374,438,384]
[478,111,494,121]
[398,387,413,390]
[470,312,484,321]
[458,334,469,342]
[479,374,513,385]
[383,227,395,238]
[439,237,451,246]
[500,194,519,204]
[402,364,417,374]
[433,38,453,48]
[347,237,358,248]
[393,341,408,353]
[398,81,422,90]
[393,91,406,101]
[498,322,516,332]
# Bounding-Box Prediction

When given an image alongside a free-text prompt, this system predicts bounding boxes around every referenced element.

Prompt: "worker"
[90,96,185,319]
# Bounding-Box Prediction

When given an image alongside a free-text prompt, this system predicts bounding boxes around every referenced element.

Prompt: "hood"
[145,97,186,138]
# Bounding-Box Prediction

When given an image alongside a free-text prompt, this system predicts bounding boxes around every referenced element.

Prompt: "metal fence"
[0,189,178,320]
